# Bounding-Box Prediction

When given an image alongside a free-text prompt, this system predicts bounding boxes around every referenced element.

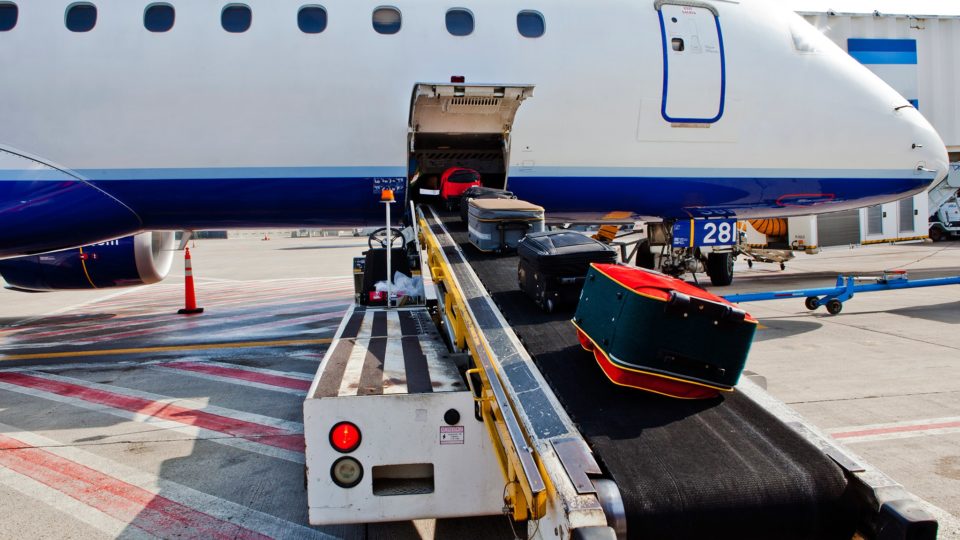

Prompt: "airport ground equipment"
[304,202,940,539]
[928,194,960,241]
[723,271,960,315]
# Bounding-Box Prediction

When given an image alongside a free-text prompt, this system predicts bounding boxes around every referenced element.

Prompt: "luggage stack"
[573,263,757,399]
[459,186,516,222]
[517,231,617,312]
[467,199,544,252]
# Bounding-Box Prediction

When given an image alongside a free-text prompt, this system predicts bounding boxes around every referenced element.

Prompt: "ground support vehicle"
[723,270,960,315]
[928,195,960,241]
[303,203,940,539]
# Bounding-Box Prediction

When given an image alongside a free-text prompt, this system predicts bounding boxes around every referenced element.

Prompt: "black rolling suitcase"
[459,186,516,222]
[517,230,617,312]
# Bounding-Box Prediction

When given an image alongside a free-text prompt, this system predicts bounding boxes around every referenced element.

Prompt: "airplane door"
[657,1,725,123]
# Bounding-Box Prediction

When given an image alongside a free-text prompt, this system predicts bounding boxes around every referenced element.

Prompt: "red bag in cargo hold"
[573,264,758,399]
[439,167,481,206]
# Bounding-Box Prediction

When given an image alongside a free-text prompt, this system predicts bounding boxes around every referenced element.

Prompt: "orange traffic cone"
[178,248,204,315]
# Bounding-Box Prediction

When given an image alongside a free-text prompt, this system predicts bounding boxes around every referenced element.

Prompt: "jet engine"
[0,232,175,291]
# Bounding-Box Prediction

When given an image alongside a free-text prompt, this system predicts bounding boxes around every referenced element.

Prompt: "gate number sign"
[672,219,737,247]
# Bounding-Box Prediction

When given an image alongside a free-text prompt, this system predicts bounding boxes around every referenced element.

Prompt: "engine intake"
[0,232,175,291]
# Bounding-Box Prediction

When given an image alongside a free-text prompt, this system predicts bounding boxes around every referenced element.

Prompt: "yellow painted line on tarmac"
[0,338,333,362]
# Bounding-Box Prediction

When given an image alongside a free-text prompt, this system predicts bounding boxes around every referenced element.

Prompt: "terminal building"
[761,1,960,247]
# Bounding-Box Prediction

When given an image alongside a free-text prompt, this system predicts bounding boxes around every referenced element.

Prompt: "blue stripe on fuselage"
[0,168,933,248]
[506,175,930,219]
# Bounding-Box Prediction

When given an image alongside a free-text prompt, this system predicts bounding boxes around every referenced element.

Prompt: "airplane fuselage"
[0,0,949,256]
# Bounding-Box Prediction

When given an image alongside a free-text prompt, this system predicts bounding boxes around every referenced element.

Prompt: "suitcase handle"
[664,291,747,325]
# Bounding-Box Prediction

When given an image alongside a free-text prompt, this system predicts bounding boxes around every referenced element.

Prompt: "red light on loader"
[329,422,361,453]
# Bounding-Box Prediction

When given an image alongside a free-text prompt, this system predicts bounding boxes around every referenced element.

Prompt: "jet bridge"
[304,202,939,539]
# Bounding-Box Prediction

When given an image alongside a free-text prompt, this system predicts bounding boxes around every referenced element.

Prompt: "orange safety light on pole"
[177,247,204,315]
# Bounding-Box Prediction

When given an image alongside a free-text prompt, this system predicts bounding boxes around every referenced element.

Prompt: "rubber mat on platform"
[439,214,858,540]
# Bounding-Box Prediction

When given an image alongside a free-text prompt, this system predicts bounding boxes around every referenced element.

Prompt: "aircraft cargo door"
[408,84,533,195]
[657,1,725,124]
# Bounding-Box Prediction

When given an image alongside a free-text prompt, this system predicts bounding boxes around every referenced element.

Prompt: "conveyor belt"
[439,214,859,540]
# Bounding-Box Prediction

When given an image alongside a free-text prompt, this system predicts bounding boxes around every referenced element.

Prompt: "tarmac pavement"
[0,236,958,539]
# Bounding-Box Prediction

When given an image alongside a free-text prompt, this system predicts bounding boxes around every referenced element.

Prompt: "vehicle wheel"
[804,297,819,310]
[747,259,753,268]
[544,298,555,314]
[826,299,843,315]
[929,227,945,242]
[780,262,786,270]
[636,240,656,269]
[707,252,734,286]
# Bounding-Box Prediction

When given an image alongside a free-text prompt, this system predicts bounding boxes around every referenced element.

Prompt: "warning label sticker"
[440,426,464,445]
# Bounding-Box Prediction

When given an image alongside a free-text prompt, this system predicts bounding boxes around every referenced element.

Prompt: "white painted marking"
[381,311,407,394]
[337,338,369,398]
[0,424,333,539]
[25,371,303,432]
[0,466,149,539]
[0,379,305,464]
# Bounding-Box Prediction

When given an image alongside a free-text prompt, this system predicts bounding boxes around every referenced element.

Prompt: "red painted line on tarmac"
[163,362,311,391]
[0,434,269,540]
[832,420,960,439]
[0,373,304,453]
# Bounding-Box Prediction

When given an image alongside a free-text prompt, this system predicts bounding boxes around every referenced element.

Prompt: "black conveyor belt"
[439,214,858,540]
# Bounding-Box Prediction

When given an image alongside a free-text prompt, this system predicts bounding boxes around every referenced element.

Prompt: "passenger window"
[144,4,175,33]
[222,4,252,33]
[298,5,327,34]
[516,10,544,38]
[671,37,684,52]
[0,3,17,32]
[445,8,473,36]
[372,7,400,35]
[66,3,98,33]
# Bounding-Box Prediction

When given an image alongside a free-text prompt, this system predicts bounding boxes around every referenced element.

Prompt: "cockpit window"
[0,3,18,32]
[517,10,545,38]
[446,8,474,36]
[373,7,401,35]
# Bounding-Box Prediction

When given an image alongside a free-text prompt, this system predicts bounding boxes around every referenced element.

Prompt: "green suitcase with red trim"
[572,263,758,399]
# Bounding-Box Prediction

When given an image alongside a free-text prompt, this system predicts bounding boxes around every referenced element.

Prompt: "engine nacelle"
[0,232,175,291]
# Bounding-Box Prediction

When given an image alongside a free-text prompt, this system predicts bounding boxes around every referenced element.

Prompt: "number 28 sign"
[672,219,738,248]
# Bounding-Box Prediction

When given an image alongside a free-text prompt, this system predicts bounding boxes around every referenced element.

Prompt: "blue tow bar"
[722,271,960,315]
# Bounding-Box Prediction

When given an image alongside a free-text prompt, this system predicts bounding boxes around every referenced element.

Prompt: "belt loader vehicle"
[303,203,940,540]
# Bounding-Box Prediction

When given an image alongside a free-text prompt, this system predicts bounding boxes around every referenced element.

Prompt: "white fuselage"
[0,0,950,256]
